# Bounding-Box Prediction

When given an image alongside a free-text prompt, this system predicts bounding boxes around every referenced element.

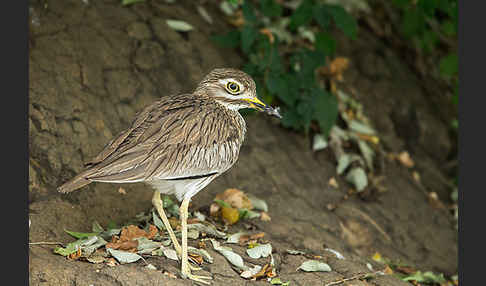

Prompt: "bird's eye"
[226,82,240,94]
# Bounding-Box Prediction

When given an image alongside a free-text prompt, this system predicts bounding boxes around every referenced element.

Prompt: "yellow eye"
[226,82,240,94]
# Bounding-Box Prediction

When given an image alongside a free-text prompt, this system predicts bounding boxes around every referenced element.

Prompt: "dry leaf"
[412,171,421,183]
[318,57,350,81]
[209,203,220,217]
[169,217,180,230]
[215,188,253,209]
[239,232,265,245]
[328,177,339,188]
[106,257,118,267]
[189,253,204,265]
[105,240,139,252]
[227,10,244,27]
[118,187,127,195]
[163,270,178,279]
[222,206,240,225]
[428,192,445,209]
[260,28,274,43]
[120,225,158,241]
[251,263,273,280]
[397,151,414,168]
[260,212,271,221]
[383,265,394,275]
[68,248,82,260]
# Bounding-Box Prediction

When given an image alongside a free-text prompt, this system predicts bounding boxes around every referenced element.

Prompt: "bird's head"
[195,68,281,118]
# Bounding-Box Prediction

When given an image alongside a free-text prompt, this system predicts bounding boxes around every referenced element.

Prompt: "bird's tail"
[57,171,93,193]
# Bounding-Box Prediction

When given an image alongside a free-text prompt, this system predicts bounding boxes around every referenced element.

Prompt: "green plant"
[393,0,458,108]
[213,0,357,136]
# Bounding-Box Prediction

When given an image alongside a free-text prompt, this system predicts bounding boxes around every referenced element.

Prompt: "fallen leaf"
[412,171,421,183]
[239,208,261,220]
[209,203,221,217]
[240,265,262,279]
[119,225,158,242]
[247,195,268,212]
[106,257,118,267]
[222,206,240,225]
[270,277,290,285]
[397,151,414,168]
[163,270,177,279]
[211,239,248,271]
[118,187,127,195]
[247,243,272,259]
[239,232,265,245]
[169,217,180,230]
[227,10,245,27]
[162,248,179,261]
[188,246,213,263]
[345,167,368,192]
[68,248,82,260]
[92,221,104,233]
[251,263,273,279]
[121,0,144,6]
[187,223,226,238]
[260,212,271,221]
[328,177,339,188]
[197,5,213,24]
[145,263,157,270]
[324,248,345,259]
[383,265,394,274]
[297,260,332,272]
[403,271,446,284]
[64,229,100,239]
[349,120,376,135]
[286,249,306,255]
[215,188,253,209]
[313,133,329,151]
[226,232,247,244]
[107,248,142,264]
[166,19,194,32]
[189,253,204,265]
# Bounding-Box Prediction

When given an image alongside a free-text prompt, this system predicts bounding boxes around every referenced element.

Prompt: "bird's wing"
[84,95,244,183]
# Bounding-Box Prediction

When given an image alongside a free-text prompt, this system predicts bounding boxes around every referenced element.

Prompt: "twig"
[324,270,384,286]
[29,241,64,246]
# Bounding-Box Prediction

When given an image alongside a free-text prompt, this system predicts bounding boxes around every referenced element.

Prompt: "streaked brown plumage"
[58,68,280,284]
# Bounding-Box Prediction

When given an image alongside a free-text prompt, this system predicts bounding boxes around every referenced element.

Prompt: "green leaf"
[313,89,338,136]
[439,53,458,78]
[64,229,100,239]
[392,0,409,9]
[327,5,357,39]
[239,208,261,220]
[315,32,336,56]
[417,0,439,17]
[121,0,144,6]
[419,29,438,53]
[441,20,456,36]
[260,0,282,18]
[211,30,240,48]
[289,0,314,30]
[281,108,304,131]
[401,8,425,37]
[242,1,258,24]
[214,199,232,208]
[402,271,447,284]
[241,25,259,54]
[313,4,332,29]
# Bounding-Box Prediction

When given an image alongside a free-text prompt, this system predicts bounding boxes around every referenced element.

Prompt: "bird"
[57,68,281,284]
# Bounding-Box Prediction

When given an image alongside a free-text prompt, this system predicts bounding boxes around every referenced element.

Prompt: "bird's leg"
[152,191,201,271]
[151,190,182,254]
[180,197,212,284]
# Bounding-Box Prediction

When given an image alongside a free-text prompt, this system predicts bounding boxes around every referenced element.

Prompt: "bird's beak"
[244,97,282,119]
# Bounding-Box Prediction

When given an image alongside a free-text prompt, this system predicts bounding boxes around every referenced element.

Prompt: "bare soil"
[29,0,457,285]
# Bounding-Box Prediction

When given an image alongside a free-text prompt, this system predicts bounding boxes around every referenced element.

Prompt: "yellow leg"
[152,190,182,254]
[180,197,212,284]
[152,191,200,271]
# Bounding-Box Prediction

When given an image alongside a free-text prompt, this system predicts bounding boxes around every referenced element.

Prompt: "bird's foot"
[181,264,212,285]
